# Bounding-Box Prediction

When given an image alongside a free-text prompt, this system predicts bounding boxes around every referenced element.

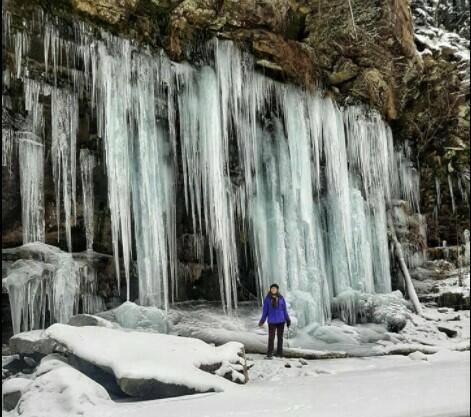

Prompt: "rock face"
[3,0,467,252]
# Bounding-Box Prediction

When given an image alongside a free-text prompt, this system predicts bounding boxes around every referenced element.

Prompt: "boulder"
[9,330,61,361]
[45,324,248,400]
[15,355,112,417]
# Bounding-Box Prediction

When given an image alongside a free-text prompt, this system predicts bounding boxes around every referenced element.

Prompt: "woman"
[258,283,291,359]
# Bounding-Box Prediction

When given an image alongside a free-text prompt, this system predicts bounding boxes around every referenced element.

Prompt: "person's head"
[269,283,279,296]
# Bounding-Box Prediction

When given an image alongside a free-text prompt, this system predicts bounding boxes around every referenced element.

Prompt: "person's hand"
[258,321,264,327]
[286,319,291,328]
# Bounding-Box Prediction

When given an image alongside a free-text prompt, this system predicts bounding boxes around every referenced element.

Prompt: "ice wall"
[5,13,423,325]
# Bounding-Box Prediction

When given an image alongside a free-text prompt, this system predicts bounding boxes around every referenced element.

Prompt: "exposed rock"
[2,377,31,411]
[328,59,359,86]
[438,291,470,310]
[437,324,458,338]
[68,314,114,327]
[9,330,61,360]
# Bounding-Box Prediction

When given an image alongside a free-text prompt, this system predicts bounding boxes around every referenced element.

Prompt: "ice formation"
[79,149,96,251]
[2,243,104,334]
[51,87,78,252]
[18,138,45,244]
[5,14,424,325]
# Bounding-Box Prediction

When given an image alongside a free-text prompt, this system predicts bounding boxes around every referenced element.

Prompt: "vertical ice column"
[96,38,133,299]
[18,138,45,243]
[177,65,239,312]
[131,53,176,310]
[51,87,78,252]
[80,149,96,251]
[2,109,15,174]
[321,98,355,295]
[368,192,392,293]
[248,113,331,324]
[393,142,421,212]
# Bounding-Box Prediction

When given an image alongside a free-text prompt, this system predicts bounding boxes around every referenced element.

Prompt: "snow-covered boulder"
[11,355,112,417]
[45,323,248,399]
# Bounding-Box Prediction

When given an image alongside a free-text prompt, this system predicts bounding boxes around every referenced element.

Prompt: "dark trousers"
[267,322,285,356]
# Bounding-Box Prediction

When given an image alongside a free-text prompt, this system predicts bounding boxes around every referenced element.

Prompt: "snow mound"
[10,356,111,417]
[45,323,247,399]
[332,290,410,331]
[98,301,168,333]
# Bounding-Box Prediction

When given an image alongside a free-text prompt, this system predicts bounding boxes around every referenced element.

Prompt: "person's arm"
[259,297,269,326]
[283,298,291,327]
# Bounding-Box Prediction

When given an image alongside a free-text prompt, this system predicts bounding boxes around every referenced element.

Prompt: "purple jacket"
[260,295,290,325]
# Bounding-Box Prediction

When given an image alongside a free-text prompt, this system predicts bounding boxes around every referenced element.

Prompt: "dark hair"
[267,284,280,308]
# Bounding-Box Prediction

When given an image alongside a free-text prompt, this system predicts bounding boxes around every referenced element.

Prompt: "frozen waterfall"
[5,15,423,326]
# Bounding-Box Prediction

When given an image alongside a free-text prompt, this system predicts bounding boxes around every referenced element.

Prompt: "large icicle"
[131,53,176,309]
[177,65,239,313]
[51,87,78,252]
[80,149,96,251]
[18,138,45,243]
[17,79,45,244]
[96,36,134,299]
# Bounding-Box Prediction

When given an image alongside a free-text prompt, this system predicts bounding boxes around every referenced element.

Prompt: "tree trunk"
[387,211,423,315]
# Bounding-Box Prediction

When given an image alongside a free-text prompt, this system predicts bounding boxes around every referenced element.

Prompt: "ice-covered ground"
[7,350,466,417]
[166,301,469,357]
[2,302,470,417]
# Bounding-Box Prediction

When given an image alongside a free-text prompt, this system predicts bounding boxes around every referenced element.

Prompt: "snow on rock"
[408,351,429,361]
[9,330,61,360]
[2,377,31,411]
[97,301,168,333]
[9,355,112,417]
[331,290,410,331]
[45,323,248,399]
[68,313,115,328]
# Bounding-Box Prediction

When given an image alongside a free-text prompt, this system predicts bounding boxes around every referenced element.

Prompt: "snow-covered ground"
[28,350,466,417]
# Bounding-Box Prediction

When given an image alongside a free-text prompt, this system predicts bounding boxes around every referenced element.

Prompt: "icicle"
[2,10,11,46]
[131,53,176,310]
[177,64,239,312]
[3,243,104,334]
[18,132,45,244]
[435,177,441,209]
[80,149,96,251]
[448,174,456,214]
[51,87,78,252]
[394,142,420,212]
[2,107,15,174]
[96,36,134,299]
[14,31,29,79]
